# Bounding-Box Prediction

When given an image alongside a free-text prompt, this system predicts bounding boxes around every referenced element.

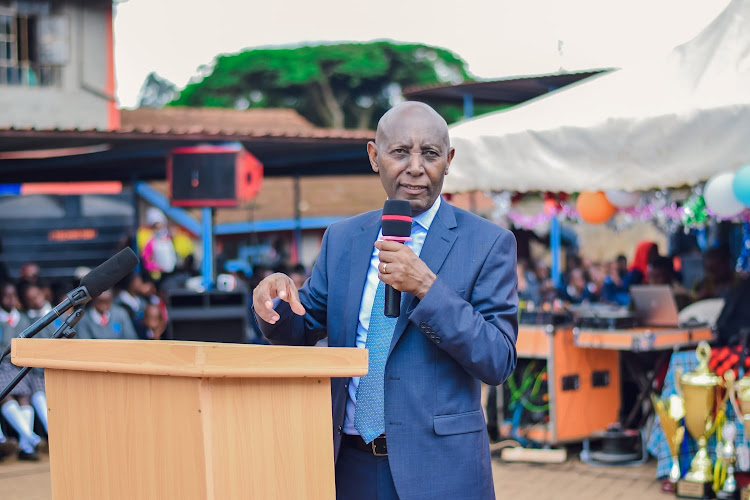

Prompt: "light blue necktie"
[354,280,398,443]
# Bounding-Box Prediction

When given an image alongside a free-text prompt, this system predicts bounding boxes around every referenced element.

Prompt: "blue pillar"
[550,217,562,288]
[201,207,213,291]
[293,175,302,264]
[463,93,474,119]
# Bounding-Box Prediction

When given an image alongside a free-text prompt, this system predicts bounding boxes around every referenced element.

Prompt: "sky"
[113,0,731,109]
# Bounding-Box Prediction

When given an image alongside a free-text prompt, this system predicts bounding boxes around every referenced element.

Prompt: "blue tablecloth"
[647,349,747,479]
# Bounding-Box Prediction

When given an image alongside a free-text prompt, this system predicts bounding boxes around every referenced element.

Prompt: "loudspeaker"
[165,289,248,343]
[168,144,263,207]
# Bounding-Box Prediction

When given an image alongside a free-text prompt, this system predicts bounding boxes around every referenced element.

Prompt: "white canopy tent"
[445,0,750,194]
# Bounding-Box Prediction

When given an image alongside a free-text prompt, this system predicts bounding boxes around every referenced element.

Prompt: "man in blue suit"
[254,102,518,500]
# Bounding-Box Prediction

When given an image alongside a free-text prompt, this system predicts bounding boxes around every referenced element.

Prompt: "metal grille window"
[0,5,65,87]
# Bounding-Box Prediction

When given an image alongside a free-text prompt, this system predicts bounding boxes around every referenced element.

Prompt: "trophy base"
[717,490,739,500]
[677,479,715,499]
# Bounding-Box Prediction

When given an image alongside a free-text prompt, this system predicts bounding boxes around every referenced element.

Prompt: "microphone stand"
[0,307,84,401]
[0,286,91,363]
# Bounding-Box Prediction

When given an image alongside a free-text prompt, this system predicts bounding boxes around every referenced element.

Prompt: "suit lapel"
[389,201,458,355]
[344,211,381,348]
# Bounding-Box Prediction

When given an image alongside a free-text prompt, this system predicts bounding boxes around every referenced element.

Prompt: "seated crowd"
[517,240,740,311]
[0,264,169,463]
[0,254,308,463]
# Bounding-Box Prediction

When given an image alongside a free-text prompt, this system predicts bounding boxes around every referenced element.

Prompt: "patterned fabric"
[710,345,750,377]
[0,359,33,396]
[647,349,749,479]
[354,280,398,443]
[27,370,45,394]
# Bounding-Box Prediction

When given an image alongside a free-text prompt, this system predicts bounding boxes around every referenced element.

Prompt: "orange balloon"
[576,191,616,224]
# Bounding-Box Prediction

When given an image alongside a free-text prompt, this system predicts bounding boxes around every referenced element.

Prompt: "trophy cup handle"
[675,367,683,398]
[722,370,736,407]
[675,426,685,447]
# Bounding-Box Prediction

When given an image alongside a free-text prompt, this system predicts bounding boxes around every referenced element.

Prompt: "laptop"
[629,285,706,328]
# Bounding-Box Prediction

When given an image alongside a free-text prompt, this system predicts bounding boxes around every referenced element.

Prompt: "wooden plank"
[516,326,551,358]
[552,328,620,442]
[500,447,567,463]
[12,339,367,378]
[574,327,714,351]
[46,369,207,500]
[208,377,335,499]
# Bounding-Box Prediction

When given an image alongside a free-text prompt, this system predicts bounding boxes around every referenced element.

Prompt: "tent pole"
[292,175,302,264]
[201,207,213,290]
[550,216,562,288]
[463,93,474,119]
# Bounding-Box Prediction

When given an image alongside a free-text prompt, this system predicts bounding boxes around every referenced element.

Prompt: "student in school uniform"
[0,281,43,461]
[16,281,51,436]
[75,289,138,340]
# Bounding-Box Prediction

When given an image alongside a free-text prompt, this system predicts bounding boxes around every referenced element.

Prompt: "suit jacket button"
[434,337,442,344]
[338,426,343,433]
[420,322,428,329]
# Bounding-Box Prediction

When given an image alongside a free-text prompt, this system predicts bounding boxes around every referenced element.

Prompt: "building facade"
[0,0,118,130]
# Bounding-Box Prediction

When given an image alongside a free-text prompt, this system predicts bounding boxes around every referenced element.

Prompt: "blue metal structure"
[550,217,562,288]
[201,207,213,290]
[463,93,474,119]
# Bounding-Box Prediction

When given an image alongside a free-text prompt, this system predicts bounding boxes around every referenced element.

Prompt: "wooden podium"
[11,338,367,500]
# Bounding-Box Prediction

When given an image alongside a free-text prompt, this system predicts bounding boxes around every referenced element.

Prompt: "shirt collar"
[412,195,441,231]
[0,308,20,327]
[89,308,109,325]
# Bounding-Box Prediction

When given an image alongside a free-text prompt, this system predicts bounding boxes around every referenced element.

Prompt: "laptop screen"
[629,285,680,327]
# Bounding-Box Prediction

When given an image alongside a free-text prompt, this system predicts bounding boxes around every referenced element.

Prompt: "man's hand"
[375,240,436,300]
[252,273,306,324]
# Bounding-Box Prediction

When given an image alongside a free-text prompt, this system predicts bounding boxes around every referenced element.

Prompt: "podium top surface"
[11,339,368,378]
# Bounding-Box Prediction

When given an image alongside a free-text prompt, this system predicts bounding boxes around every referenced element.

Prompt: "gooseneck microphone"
[0,247,139,362]
[381,200,412,317]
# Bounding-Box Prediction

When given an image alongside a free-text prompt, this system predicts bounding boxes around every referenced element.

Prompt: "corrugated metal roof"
[0,107,374,141]
[403,69,612,103]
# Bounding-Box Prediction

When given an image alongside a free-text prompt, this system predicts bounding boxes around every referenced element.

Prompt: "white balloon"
[704,172,745,218]
[605,190,641,208]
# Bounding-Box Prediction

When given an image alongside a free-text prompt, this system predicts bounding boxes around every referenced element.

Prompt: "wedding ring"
[383,263,388,274]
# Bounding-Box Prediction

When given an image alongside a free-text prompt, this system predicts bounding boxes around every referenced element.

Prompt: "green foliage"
[170,41,474,130]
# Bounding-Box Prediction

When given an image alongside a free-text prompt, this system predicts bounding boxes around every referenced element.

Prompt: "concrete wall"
[0,0,114,129]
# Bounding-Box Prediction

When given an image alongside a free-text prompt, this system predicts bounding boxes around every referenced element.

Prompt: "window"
[0,4,66,87]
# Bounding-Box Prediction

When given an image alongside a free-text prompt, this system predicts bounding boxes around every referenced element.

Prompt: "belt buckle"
[371,438,387,457]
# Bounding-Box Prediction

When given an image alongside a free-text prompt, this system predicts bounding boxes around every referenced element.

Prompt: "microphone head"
[382,200,412,237]
[80,247,139,299]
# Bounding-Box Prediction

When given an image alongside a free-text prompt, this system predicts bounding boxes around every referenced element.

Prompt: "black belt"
[343,434,388,456]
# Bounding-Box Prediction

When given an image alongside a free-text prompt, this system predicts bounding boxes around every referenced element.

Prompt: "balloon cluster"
[494,166,750,231]
[575,190,640,225]
[571,165,750,226]
[703,166,750,218]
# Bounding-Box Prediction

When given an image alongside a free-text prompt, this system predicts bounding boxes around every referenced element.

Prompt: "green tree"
[170,42,474,130]
[137,72,177,108]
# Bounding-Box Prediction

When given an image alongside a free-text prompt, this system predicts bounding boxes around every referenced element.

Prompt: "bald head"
[375,101,451,150]
[367,102,455,216]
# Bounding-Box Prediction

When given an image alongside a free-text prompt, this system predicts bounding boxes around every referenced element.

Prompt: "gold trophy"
[676,342,731,499]
[716,421,739,500]
[717,371,738,500]
[733,372,750,500]
[652,392,686,490]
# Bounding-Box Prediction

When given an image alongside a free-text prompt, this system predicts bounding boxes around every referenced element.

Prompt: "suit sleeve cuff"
[406,276,452,344]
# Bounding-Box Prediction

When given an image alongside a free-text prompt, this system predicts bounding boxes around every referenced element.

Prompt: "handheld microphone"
[0,247,139,362]
[381,200,412,317]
